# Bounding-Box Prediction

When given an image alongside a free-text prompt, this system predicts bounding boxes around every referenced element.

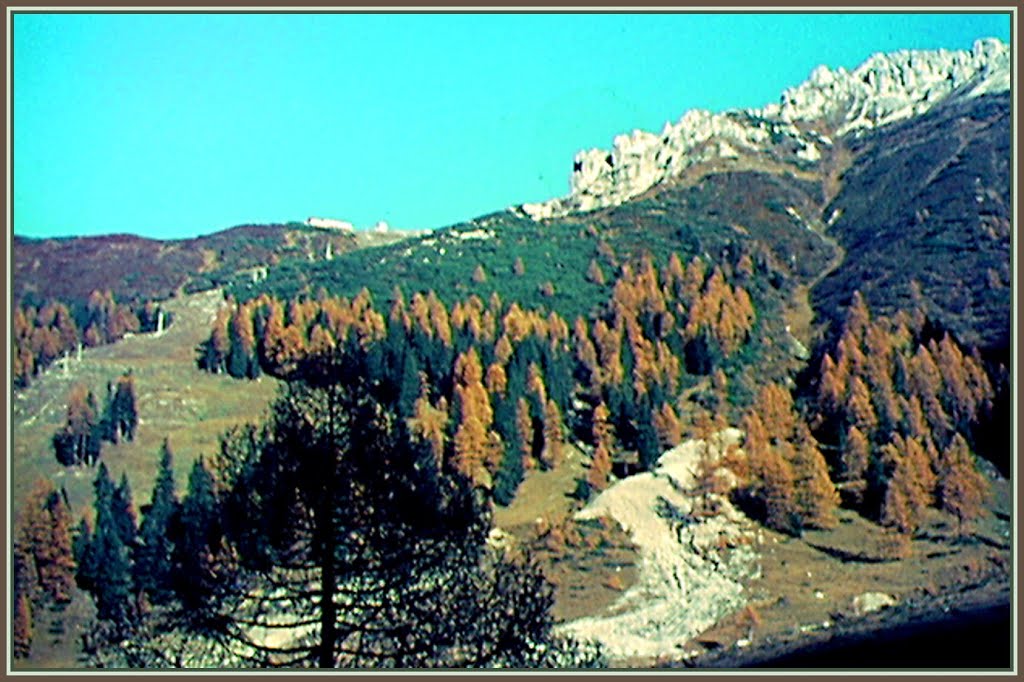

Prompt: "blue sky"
[12,12,1012,240]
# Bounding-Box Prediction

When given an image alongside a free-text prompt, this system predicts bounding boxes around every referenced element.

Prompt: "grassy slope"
[11,289,279,515]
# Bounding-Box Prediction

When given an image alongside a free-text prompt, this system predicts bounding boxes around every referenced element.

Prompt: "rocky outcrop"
[852,592,898,616]
[519,39,1009,220]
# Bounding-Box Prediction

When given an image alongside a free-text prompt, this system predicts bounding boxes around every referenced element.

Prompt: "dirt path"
[783,231,846,348]
[782,136,852,349]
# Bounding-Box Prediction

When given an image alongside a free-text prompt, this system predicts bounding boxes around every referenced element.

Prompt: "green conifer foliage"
[134,440,179,604]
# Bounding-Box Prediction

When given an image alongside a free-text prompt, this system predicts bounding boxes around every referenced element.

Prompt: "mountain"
[10,39,1012,671]
[520,39,1008,220]
[15,40,1009,358]
[12,222,413,308]
[517,38,1010,355]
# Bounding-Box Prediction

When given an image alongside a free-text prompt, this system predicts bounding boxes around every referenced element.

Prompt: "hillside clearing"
[11,289,279,514]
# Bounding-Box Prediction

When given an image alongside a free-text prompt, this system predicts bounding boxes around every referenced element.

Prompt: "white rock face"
[520,39,1009,220]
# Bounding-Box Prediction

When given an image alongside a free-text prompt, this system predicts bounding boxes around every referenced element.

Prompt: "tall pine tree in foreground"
[88,351,603,669]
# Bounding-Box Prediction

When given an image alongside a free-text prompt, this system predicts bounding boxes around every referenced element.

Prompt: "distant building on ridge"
[306,217,355,232]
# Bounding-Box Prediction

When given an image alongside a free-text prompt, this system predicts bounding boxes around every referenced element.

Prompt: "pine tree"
[408,388,449,469]
[493,398,526,507]
[112,373,138,442]
[453,349,499,486]
[175,458,219,609]
[754,383,797,444]
[42,488,76,603]
[879,443,927,535]
[515,397,536,469]
[228,304,258,378]
[652,401,683,450]
[512,256,526,277]
[18,480,76,605]
[790,425,839,529]
[134,439,179,604]
[762,441,801,535]
[817,353,846,418]
[12,590,33,660]
[112,474,138,549]
[308,323,337,357]
[54,383,103,466]
[89,464,134,624]
[845,375,878,436]
[98,383,118,445]
[900,394,931,444]
[494,334,514,366]
[209,305,231,373]
[541,399,564,469]
[485,362,508,397]
[636,406,662,472]
[844,291,871,341]
[937,434,988,533]
[104,366,602,669]
[586,258,606,285]
[72,518,94,592]
[396,352,422,421]
[14,538,40,615]
[740,411,775,484]
[840,424,871,485]
[898,435,937,506]
[587,402,614,494]
[743,413,799,535]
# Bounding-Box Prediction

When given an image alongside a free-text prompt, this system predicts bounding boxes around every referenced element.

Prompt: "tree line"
[196,251,998,541]
[13,291,170,388]
[198,251,759,505]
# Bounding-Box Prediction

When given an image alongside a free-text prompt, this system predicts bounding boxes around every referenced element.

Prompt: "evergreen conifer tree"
[134,439,179,604]
[174,457,219,609]
[88,464,135,625]
[72,517,94,591]
[112,373,139,442]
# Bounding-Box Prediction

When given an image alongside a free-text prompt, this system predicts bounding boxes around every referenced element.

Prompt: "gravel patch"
[556,429,760,660]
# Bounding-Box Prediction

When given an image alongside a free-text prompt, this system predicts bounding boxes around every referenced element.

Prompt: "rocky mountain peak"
[519,39,1009,220]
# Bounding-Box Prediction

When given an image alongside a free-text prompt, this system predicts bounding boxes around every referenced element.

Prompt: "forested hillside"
[10,40,1011,671]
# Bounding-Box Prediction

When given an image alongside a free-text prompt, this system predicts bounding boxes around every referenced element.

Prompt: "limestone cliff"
[519,39,1009,220]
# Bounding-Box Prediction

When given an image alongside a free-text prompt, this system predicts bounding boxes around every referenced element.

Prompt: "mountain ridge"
[519,38,1010,220]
